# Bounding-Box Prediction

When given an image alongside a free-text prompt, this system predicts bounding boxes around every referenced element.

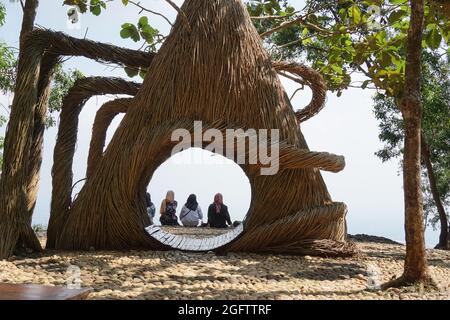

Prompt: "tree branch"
[164,0,191,32]
[128,0,173,27]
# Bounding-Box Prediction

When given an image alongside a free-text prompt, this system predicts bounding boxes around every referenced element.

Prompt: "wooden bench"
[0,283,91,300]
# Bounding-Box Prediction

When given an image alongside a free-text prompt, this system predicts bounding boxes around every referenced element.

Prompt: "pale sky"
[0,0,440,246]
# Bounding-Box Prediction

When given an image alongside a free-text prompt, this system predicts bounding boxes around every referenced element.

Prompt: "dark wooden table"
[0,283,91,300]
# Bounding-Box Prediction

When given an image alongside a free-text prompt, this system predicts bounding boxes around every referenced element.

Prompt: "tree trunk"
[0,0,42,258]
[400,100,430,283]
[16,0,44,252]
[19,0,39,44]
[421,134,449,250]
[384,0,432,287]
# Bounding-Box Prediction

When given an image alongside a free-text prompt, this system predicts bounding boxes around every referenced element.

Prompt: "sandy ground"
[0,231,449,300]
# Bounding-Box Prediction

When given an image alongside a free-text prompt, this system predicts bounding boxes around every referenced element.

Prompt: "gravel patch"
[1,240,449,300]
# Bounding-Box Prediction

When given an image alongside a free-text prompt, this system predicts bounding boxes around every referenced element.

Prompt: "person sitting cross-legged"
[207,193,232,229]
[160,190,179,226]
[180,194,203,227]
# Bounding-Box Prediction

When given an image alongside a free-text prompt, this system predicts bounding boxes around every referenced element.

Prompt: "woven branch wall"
[47,79,140,248]
[48,0,352,256]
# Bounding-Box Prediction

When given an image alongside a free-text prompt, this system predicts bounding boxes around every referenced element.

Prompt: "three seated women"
[148,191,233,228]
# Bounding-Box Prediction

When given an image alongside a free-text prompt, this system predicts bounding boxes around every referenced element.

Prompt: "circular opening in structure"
[145,148,251,251]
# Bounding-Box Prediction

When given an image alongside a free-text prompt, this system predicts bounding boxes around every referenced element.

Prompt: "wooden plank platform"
[145,224,244,251]
[0,283,91,300]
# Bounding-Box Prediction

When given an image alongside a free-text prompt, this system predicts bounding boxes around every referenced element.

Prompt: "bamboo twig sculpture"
[47,79,140,248]
[51,0,352,256]
[0,29,153,258]
[0,0,354,258]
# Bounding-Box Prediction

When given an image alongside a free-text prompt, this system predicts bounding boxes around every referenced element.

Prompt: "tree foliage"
[0,2,15,93]
[374,52,450,230]
[0,43,16,93]
[0,2,12,168]
[62,0,450,93]
[249,0,449,97]
[246,1,448,252]
[0,2,5,26]
[0,3,84,163]
[46,65,84,127]
[63,0,107,16]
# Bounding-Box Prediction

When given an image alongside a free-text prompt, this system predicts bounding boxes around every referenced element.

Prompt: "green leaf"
[389,0,408,4]
[388,10,406,24]
[120,23,140,42]
[426,28,442,49]
[124,67,139,78]
[139,69,147,79]
[330,64,343,74]
[348,5,361,25]
[138,16,149,28]
[381,51,393,67]
[362,80,371,89]
[90,5,101,16]
[140,25,158,43]
[89,0,105,16]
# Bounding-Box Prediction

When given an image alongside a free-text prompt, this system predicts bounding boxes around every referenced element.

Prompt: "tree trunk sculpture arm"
[86,98,132,179]
[47,78,140,249]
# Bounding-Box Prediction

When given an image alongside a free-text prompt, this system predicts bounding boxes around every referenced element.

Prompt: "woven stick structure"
[86,98,131,179]
[47,78,139,248]
[0,0,354,258]
[48,0,353,256]
[26,30,154,219]
[0,27,153,257]
[273,61,327,122]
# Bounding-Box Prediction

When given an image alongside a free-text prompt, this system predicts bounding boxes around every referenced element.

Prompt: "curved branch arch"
[26,29,155,214]
[47,78,140,249]
[86,99,131,179]
[273,61,327,123]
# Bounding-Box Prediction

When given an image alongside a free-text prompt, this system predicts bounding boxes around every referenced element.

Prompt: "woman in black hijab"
[180,194,204,227]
